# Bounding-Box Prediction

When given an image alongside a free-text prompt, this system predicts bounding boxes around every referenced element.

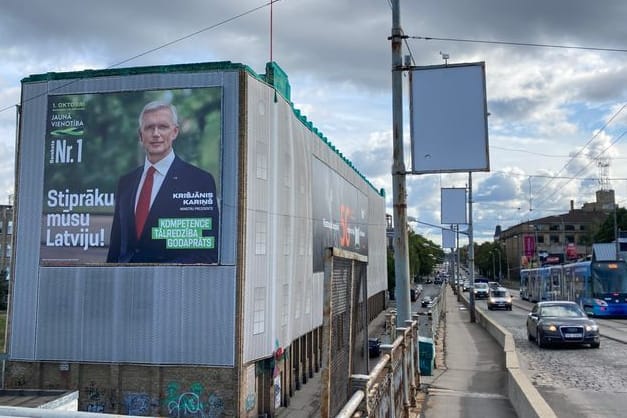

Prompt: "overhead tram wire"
[384,0,417,66]
[411,36,627,54]
[531,104,626,199]
[532,129,627,211]
[0,0,283,115]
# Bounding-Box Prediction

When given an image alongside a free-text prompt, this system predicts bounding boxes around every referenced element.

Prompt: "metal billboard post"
[390,0,411,324]
[456,226,461,302]
[468,172,476,322]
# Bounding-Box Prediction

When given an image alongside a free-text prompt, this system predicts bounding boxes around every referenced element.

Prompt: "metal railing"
[337,289,446,417]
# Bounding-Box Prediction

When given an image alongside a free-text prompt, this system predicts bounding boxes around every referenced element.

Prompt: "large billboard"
[312,158,369,272]
[409,62,489,174]
[41,88,222,265]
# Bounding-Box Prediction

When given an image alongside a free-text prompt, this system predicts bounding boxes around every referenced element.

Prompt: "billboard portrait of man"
[41,88,222,266]
[106,101,219,264]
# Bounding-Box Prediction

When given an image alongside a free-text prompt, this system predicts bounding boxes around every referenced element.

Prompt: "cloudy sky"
[1,0,626,244]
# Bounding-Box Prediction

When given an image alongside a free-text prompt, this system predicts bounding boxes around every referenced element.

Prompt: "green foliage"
[594,207,627,243]
[387,249,395,291]
[408,230,443,279]
[0,311,5,350]
[473,241,506,280]
[387,229,444,291]
[0,270,7,310]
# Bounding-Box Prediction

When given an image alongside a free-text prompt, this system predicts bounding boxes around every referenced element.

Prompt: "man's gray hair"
[138,101,179,128]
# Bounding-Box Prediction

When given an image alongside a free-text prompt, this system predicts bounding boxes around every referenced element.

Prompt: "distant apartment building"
[497,190,614,280]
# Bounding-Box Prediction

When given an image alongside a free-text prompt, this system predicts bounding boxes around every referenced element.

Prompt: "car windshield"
[476,283,488,289]
[541,304,584,318]
[491,290,507,297]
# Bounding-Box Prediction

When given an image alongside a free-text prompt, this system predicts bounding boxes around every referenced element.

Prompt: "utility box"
[418,336,435,376]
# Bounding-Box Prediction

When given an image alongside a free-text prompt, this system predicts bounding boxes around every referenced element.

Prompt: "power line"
[491,146,576,159]
[411,36,627,53]
[533,129,627,210]
[384,0,416,65]
[530,104,626,204]
[0,1,282,115]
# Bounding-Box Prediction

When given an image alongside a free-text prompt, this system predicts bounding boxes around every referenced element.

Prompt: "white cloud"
[1,0,626,243]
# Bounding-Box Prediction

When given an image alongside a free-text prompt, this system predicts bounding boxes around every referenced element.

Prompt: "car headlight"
[542,324,558,332]
[585,324,599,332]
[489,298,496,303]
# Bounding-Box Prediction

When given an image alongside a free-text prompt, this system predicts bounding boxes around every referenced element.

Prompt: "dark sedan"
[368,337,381,357]
[526,301,600,348]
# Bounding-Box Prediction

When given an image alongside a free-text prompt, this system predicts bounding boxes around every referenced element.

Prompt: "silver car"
[487,287,512,310]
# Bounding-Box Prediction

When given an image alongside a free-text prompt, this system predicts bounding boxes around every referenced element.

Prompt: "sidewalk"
[418,286,517,417]
[276,309,389,417]
[277,285,517,417]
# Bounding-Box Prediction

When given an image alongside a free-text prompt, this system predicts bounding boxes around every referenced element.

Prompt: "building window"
[255,219,267,255]
[253,288,266,335]
[281,284,289,326]
[565,224,575,231]
[283,152,291,188]
[566,235,575,244]
[256,141,268,180]
[549,224,560,231]
[550,235,560,244]
[282,218,292,256]
[536,235,545,244]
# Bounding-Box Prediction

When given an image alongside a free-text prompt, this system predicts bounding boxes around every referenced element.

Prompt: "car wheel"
[591,342,600,349]
[536,330,545,348]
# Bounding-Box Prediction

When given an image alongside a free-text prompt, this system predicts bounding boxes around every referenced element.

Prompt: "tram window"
[591,277,604,294]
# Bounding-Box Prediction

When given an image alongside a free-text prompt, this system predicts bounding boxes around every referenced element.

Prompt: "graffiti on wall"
[245,364,256,413]
[85,382,111,413]
[165,382,224,418]
[123,392,158,416]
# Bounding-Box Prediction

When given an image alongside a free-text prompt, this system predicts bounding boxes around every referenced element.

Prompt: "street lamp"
[493,248,502,281]
[491,250,496,280]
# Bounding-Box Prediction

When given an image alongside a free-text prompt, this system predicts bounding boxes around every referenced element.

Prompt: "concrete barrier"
[460,293,557,418]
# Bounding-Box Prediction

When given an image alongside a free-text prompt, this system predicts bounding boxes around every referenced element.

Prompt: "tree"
[0,269,7,310]
[387,248,395,293]
[386,229,444,291]
[473,241,505,280]
[594,207,627,243]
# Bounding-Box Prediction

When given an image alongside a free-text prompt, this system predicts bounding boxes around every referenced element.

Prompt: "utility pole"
[468,173,476,322]
[456,226,461,302]
[390,0,411,324]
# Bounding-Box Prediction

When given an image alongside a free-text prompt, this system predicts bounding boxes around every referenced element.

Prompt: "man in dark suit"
[107,101,219,263]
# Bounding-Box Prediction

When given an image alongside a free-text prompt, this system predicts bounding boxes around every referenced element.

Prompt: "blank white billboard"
[442,228,456,249]
[410,62,489,174]
[441,188,467,225]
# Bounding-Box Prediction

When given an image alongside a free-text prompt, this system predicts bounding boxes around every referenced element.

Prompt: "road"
[472,288,627,418]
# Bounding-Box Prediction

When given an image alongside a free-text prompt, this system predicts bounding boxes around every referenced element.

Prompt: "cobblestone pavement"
[510,326,627,393]
[485,301,627,417]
